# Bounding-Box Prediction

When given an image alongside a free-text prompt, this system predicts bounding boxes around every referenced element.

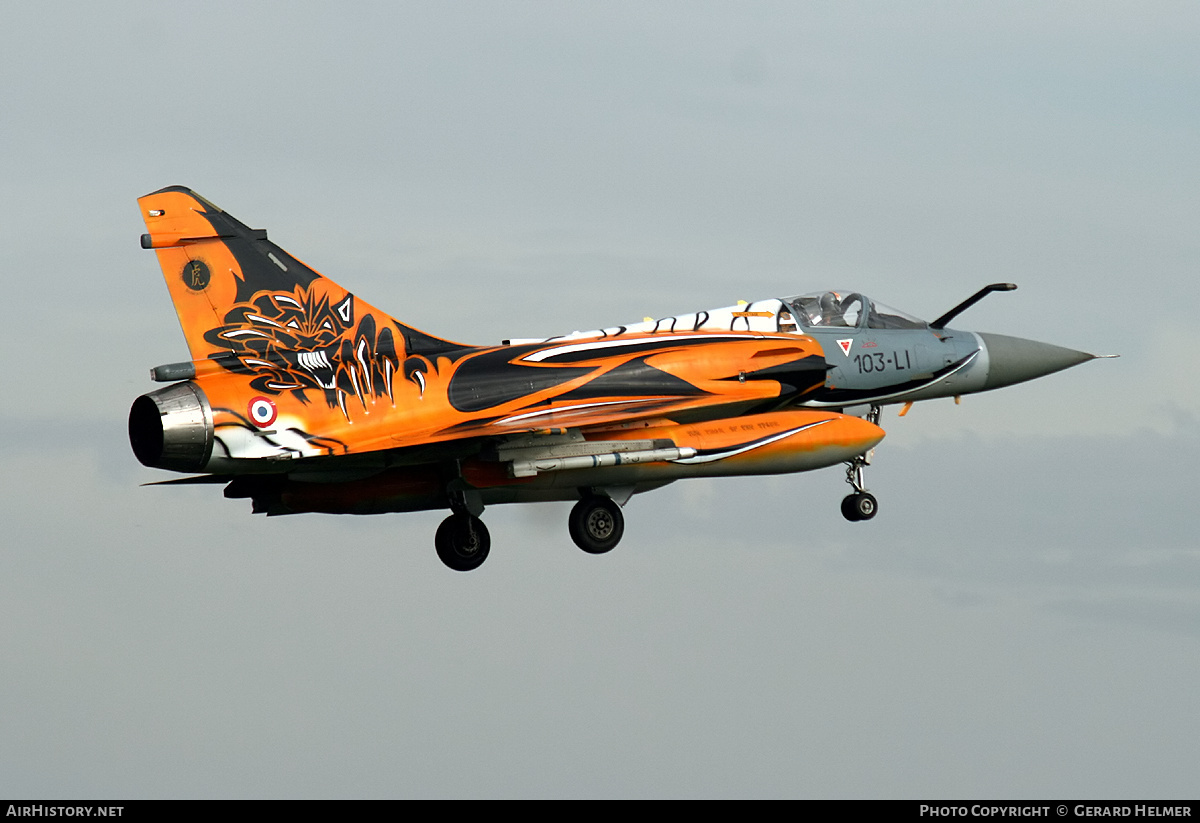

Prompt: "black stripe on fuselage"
[548,356,710,403]
[447,345,594,413]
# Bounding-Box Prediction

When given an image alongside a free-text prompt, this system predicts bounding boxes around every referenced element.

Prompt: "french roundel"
[248,396,277,428]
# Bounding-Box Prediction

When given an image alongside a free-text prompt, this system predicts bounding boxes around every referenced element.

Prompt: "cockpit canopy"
[781,292,927,332]
[519,290,929,346]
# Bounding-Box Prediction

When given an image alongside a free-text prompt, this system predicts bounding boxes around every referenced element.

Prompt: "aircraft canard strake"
[129,187,1105,570]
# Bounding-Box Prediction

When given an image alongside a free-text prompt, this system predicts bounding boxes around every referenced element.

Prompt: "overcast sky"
[2,1,1198,798]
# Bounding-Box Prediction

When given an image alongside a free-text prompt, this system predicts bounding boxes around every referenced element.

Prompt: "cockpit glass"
[784,292,927,330]
[785,291,864,328]
[865,300,927,330]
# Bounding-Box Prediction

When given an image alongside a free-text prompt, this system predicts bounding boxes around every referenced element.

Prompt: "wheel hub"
[586,510,614,539]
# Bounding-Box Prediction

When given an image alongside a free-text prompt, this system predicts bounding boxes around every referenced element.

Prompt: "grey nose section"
[978,332,1096,391]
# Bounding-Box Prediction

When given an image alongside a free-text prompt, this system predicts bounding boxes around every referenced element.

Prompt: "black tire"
[841,494,862,522]
[435,513,491,571]
[568,497,624,554]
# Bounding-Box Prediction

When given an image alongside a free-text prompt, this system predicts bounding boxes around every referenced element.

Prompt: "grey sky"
[2,1,1197,797]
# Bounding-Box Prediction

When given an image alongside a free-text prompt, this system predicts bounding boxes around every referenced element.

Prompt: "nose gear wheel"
[841,491,878,522]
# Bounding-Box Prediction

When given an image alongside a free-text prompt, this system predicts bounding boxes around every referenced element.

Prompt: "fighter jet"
[129,187,1105,570]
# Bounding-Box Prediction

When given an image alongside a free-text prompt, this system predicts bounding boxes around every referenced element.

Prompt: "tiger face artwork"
[203,281,402,421]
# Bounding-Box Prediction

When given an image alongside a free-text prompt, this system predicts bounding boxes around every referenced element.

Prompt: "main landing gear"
[436,487,490,572]
[435,512,490,572]
[569,495,624,554]
[841,405,880,522]
[434,490,628,571]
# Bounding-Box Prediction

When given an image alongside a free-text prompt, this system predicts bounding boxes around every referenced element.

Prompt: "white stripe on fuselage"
[521,333,796,363]
[671,420,833,464]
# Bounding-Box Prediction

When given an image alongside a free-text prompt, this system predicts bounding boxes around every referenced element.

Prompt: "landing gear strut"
[841,405,880,522]
[569,496,625,554]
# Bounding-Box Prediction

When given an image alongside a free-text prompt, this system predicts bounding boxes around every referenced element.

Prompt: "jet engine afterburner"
[128,382,214,472]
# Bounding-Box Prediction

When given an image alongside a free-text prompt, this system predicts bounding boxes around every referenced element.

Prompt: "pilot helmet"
[819,291,842,319]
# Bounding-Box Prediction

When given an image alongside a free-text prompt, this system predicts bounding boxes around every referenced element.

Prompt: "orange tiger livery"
[130,186,1101,570]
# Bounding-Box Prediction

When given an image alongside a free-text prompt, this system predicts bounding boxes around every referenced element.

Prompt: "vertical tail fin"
[137,186,464,361]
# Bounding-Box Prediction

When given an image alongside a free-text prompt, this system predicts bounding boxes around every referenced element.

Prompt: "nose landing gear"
[841,405,879,522]
[841,485,878,522]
